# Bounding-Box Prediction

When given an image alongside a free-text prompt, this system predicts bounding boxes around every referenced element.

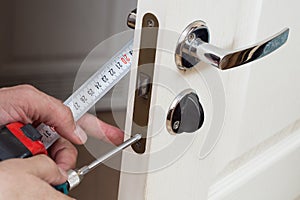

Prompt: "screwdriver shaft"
[78,134,141,176]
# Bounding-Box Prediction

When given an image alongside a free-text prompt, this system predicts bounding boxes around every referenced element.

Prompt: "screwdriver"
[55,134,142,194]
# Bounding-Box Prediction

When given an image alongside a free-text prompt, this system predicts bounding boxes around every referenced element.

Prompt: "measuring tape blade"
[37,39,133,149]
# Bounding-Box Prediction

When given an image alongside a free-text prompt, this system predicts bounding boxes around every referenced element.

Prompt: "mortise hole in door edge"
[131,13,159,154]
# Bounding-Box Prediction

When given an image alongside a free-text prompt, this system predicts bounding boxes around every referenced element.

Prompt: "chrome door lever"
[175,21,289,70]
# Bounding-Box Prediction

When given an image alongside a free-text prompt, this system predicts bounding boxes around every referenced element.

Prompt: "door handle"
[175,21,289,70]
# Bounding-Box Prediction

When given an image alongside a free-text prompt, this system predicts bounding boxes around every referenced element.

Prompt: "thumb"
[22,155,68,185]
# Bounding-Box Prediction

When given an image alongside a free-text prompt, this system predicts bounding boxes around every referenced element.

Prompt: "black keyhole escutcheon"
[167,90,204,134]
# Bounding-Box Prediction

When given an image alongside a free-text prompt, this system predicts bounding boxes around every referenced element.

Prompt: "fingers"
[6,85,86,144]
[5,155,68,185]
[0,162,76,200]
[49,138,78,171]
[77,113,124,145]
[1,85,121,146]
[35,181,76,200]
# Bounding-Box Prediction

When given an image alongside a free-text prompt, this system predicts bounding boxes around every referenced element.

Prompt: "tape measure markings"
[38,40,133,148]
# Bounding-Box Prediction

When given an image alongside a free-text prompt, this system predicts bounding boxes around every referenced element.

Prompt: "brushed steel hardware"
[175,20,289,70]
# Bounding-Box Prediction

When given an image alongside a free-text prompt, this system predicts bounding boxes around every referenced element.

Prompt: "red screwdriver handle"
[0,122,47,161]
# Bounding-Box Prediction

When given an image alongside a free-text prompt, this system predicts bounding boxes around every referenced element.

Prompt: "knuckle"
[0,159,17,172]
[18,84,38,93]
[35,155,63,176]
[35,154,56,169]
[18,85,42,101]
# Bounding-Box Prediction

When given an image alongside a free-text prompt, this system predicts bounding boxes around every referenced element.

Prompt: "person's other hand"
[0,155,75,200]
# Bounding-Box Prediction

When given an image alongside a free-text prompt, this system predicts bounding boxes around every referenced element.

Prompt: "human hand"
[0,85,84,171]
[0,85,85,144]
[0,155,76,200]
[0,84,124,181]
[0,85,124,198]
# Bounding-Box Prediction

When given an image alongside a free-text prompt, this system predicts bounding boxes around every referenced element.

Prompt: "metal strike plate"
[131,13,159,154]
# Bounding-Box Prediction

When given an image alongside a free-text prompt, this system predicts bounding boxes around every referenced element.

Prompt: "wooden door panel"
[119,0,299,199]
[210,0,300,199]
[119,0,240,199]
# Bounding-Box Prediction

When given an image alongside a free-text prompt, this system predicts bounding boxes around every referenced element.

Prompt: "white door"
[118,0,300,199]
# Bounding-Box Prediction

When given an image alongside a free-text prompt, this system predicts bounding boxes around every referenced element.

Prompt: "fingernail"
[58,167,68,179]
[74,125,87,143]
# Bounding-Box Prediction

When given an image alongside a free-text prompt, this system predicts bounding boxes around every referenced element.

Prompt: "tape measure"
[37,39,133,149]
